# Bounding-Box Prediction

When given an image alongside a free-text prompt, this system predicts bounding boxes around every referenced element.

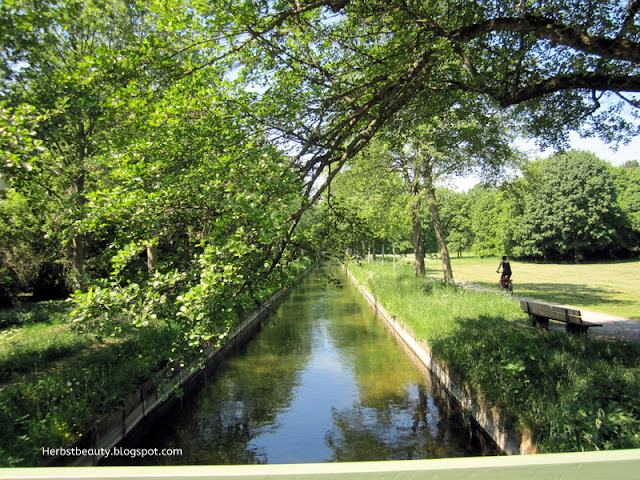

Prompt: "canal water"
[110,267,495,465]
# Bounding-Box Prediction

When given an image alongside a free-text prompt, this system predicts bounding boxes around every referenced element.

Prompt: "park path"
[566,308,640,342]
[512,295,640,342]
[449,276,640,343]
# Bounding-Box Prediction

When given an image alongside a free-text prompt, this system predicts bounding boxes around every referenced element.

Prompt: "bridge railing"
[4,449,640,480]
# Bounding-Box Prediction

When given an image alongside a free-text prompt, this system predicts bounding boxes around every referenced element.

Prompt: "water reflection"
[108,267,494,465]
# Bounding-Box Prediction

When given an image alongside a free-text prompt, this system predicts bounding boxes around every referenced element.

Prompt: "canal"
[109,267,496,465]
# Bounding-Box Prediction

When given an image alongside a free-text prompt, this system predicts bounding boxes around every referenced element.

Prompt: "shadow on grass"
[428,314,640,451]
[471,281,639,320]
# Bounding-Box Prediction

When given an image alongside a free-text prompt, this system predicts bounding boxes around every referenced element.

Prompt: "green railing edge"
[2,450,640,479]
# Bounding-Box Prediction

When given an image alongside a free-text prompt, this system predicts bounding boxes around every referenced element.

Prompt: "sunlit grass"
[0,324,95,382]
[350,261,523,342]
[373,255,640,320]
[0,301,95,382]
[447,256,640,320]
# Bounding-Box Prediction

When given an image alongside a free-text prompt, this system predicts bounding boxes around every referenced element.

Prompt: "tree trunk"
[392,244,397,269]
[411,197,426,276]
[424,181,454,283]
[72,235,85,277]
[147,243,157,272]
[71,171,86,289]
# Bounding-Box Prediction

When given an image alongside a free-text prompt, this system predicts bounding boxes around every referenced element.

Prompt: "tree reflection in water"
[106,268,495,465]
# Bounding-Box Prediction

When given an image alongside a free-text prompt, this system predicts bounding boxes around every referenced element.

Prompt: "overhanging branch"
[449,15,640,64]
[493,73,640,106]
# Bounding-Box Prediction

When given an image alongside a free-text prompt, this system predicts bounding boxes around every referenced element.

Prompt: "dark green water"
[111,267,494,465]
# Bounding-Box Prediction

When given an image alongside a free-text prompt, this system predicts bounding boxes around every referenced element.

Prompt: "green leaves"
[514,150,628,260]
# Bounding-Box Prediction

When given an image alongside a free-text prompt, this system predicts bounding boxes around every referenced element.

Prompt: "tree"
[327,149,412,263]
[357,98,517,280]
[514,150,629,261]
[437,189,473,258]
[0,103,60,302]
[4,0,640,353]
[0,0,152,289]
[612,160,640,247]
[222,0,640,217]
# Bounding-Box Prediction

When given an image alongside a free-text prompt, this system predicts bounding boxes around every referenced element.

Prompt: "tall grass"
[348,262,640,453]
[0,324,178,467]
[350,262,523,340]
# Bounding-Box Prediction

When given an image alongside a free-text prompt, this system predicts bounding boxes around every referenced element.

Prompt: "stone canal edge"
[343,265,536,456]
[46,264,316,467]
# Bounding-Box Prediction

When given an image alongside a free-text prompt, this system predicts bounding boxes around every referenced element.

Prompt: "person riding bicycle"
[497,256,512,289]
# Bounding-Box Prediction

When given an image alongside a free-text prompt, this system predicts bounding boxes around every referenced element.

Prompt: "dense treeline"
[2,0,640,331]
[326,150,640,267]
[469,153,639,262]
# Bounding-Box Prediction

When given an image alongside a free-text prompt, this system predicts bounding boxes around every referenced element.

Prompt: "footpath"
[450,277,640,342]
[561,308,640,342]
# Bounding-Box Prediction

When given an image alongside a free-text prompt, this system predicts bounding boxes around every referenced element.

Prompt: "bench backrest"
[520,300,582,324]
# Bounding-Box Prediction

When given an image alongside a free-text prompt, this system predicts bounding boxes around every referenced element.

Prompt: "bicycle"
[499,276,513,295]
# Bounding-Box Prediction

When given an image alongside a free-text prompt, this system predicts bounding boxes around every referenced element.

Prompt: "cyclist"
[496,255,512,291]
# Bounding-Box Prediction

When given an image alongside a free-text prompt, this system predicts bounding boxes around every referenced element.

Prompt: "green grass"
[348,261,640,453]
[0,324,95,382]
[350,261,523,340]
[0,301,178,467]
[383,255,640,320]
[0,324,178,467]
[451,256,640,320]
[0,301,96,382]
[0,300,72,329]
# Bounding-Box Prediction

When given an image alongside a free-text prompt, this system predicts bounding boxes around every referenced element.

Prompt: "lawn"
[396,255,640,320]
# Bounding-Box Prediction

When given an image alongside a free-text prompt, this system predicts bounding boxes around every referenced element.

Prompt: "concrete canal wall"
[343,266,535,456]
[48,265,315,467]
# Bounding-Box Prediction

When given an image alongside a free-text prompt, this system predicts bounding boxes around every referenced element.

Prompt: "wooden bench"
[520,300,603,334]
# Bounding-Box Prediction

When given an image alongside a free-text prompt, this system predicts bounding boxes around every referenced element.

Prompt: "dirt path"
[450,276,640,343]
[566,308,640,342]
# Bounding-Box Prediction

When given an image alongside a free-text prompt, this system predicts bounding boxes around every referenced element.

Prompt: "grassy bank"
[0,260,313,467]
[348,262,640,453]
[446,256,639,320]
[0,322,178,467]
[0,301,95,382]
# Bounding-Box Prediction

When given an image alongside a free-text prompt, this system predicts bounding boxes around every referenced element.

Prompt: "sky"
[449,132,639,192]
[520,133,640,166]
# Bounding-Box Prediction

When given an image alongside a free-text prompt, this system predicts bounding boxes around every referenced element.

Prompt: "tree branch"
[449,15,640,64]
[493,73,640,107]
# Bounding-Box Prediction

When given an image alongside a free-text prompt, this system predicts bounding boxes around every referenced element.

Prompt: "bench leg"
[530,315,549,330]
[566,323,588,334]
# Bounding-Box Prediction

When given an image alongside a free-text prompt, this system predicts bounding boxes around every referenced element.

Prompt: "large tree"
[4,0,640,349]
[200,0,640,273]
[612,160,640,246]
[514,150,629,261]
[229,0,640,186]
[351,99,517,280]
[1,0,149,288]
